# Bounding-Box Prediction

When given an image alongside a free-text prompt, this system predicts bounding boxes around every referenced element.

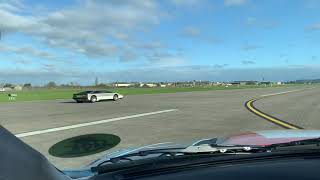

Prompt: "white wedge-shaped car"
[73,90,124,103]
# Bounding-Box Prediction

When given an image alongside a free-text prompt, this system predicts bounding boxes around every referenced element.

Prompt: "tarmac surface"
[0,86,317,169]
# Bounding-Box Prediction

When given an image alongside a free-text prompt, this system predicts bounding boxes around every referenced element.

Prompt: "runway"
[0,86,318,169]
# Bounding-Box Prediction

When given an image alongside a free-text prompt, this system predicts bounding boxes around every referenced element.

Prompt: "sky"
[1,0,320,85]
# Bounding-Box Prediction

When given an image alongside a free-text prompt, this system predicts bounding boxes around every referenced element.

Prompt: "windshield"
[1,0,320,172]
[77,91,93,94]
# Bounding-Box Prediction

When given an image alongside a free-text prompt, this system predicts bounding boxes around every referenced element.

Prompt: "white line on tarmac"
[16,109,178,138]
[260,89,304,97]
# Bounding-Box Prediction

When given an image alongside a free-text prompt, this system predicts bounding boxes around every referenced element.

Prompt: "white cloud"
[183,26,201,37]
[14,59,31,65]
[119,50,138,62]
[241,60,255,65]
[42,64,56,71]
[0,9,39,33]
[171,0,201,6]
[181,26,222,44]
[0,44,56,59]
[306,23,320,31]
[242,44,261,51]
[244,17,279,29]
[146,51,186,67]
[153,56,186,67]
[213,64,229,68]
[224,0,247,6]
[0,0,25,12]
[0,0,166,59]
[0,3,20,12]
[245,17,256,25]
[304,0,320,9]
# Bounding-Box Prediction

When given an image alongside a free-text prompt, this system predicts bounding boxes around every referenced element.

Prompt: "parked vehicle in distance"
[72,90,124,103]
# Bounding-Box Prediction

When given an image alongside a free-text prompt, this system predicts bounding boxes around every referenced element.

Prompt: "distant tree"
[142,84,150,88]
[23,83,32,88]
[95,77,99,86]
[133,83,141,88]
[96,83,108,87]
[46,81,57,88]
[4,83,13,88]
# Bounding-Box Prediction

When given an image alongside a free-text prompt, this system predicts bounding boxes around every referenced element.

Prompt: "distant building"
[147,84,157,87]
[0,87,5,92]
[113,83,132,87]
[95,77,99,86]
[140,83,157,88]
[14,85,23,91]
[260,81,271,85]
[277,82,283,85]
[231,81,259,85]
[4,87,12,91]
[160,84,167,87]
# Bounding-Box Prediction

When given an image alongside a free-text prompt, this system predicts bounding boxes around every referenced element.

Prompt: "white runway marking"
[260,89,303,97]
[16,109,178,138]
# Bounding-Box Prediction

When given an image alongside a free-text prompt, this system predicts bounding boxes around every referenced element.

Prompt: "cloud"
[0,0,25,12]
[14,59,32,65]
[0,0,166,59]
[245,17,256,25]
[0,69,73,85]
[244,17,279,29]
[182,26,201,37]
[0,44,56,59]
[132,41,164,50]
[181,26,222,44]
[224,0,247,6]
[242,44,261,51]
[170,0,204,7]
[3,65,320,85]
[119,50,138,62]
[146,51,186,67]
[213,64,229,68]
[42,64,55,71]
[306,23,320,31]
[279,54,287,58]
[0,3,20,12]
[304,0,320,9]
[242,60,255,65]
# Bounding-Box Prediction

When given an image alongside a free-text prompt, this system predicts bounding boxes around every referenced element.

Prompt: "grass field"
[0,84,313,103]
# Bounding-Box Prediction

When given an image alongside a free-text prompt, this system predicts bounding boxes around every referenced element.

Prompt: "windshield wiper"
[92,144,267,173]
[92,138,320,174]
[266,137,320,150]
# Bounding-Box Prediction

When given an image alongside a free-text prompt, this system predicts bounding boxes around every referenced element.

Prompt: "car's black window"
[78,91,93,94]
[101,90,113,93]
[93,91,102,94]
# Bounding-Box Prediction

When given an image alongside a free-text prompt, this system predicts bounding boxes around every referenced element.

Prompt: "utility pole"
[95,77,98,86]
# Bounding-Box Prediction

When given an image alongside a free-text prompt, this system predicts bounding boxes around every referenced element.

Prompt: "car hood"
[4,123,320,179]
[216,130,320,146]
[81,130,320,168]
[64,130,320,178]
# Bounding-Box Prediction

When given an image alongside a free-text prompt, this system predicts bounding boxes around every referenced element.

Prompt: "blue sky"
[1,0,320,85]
